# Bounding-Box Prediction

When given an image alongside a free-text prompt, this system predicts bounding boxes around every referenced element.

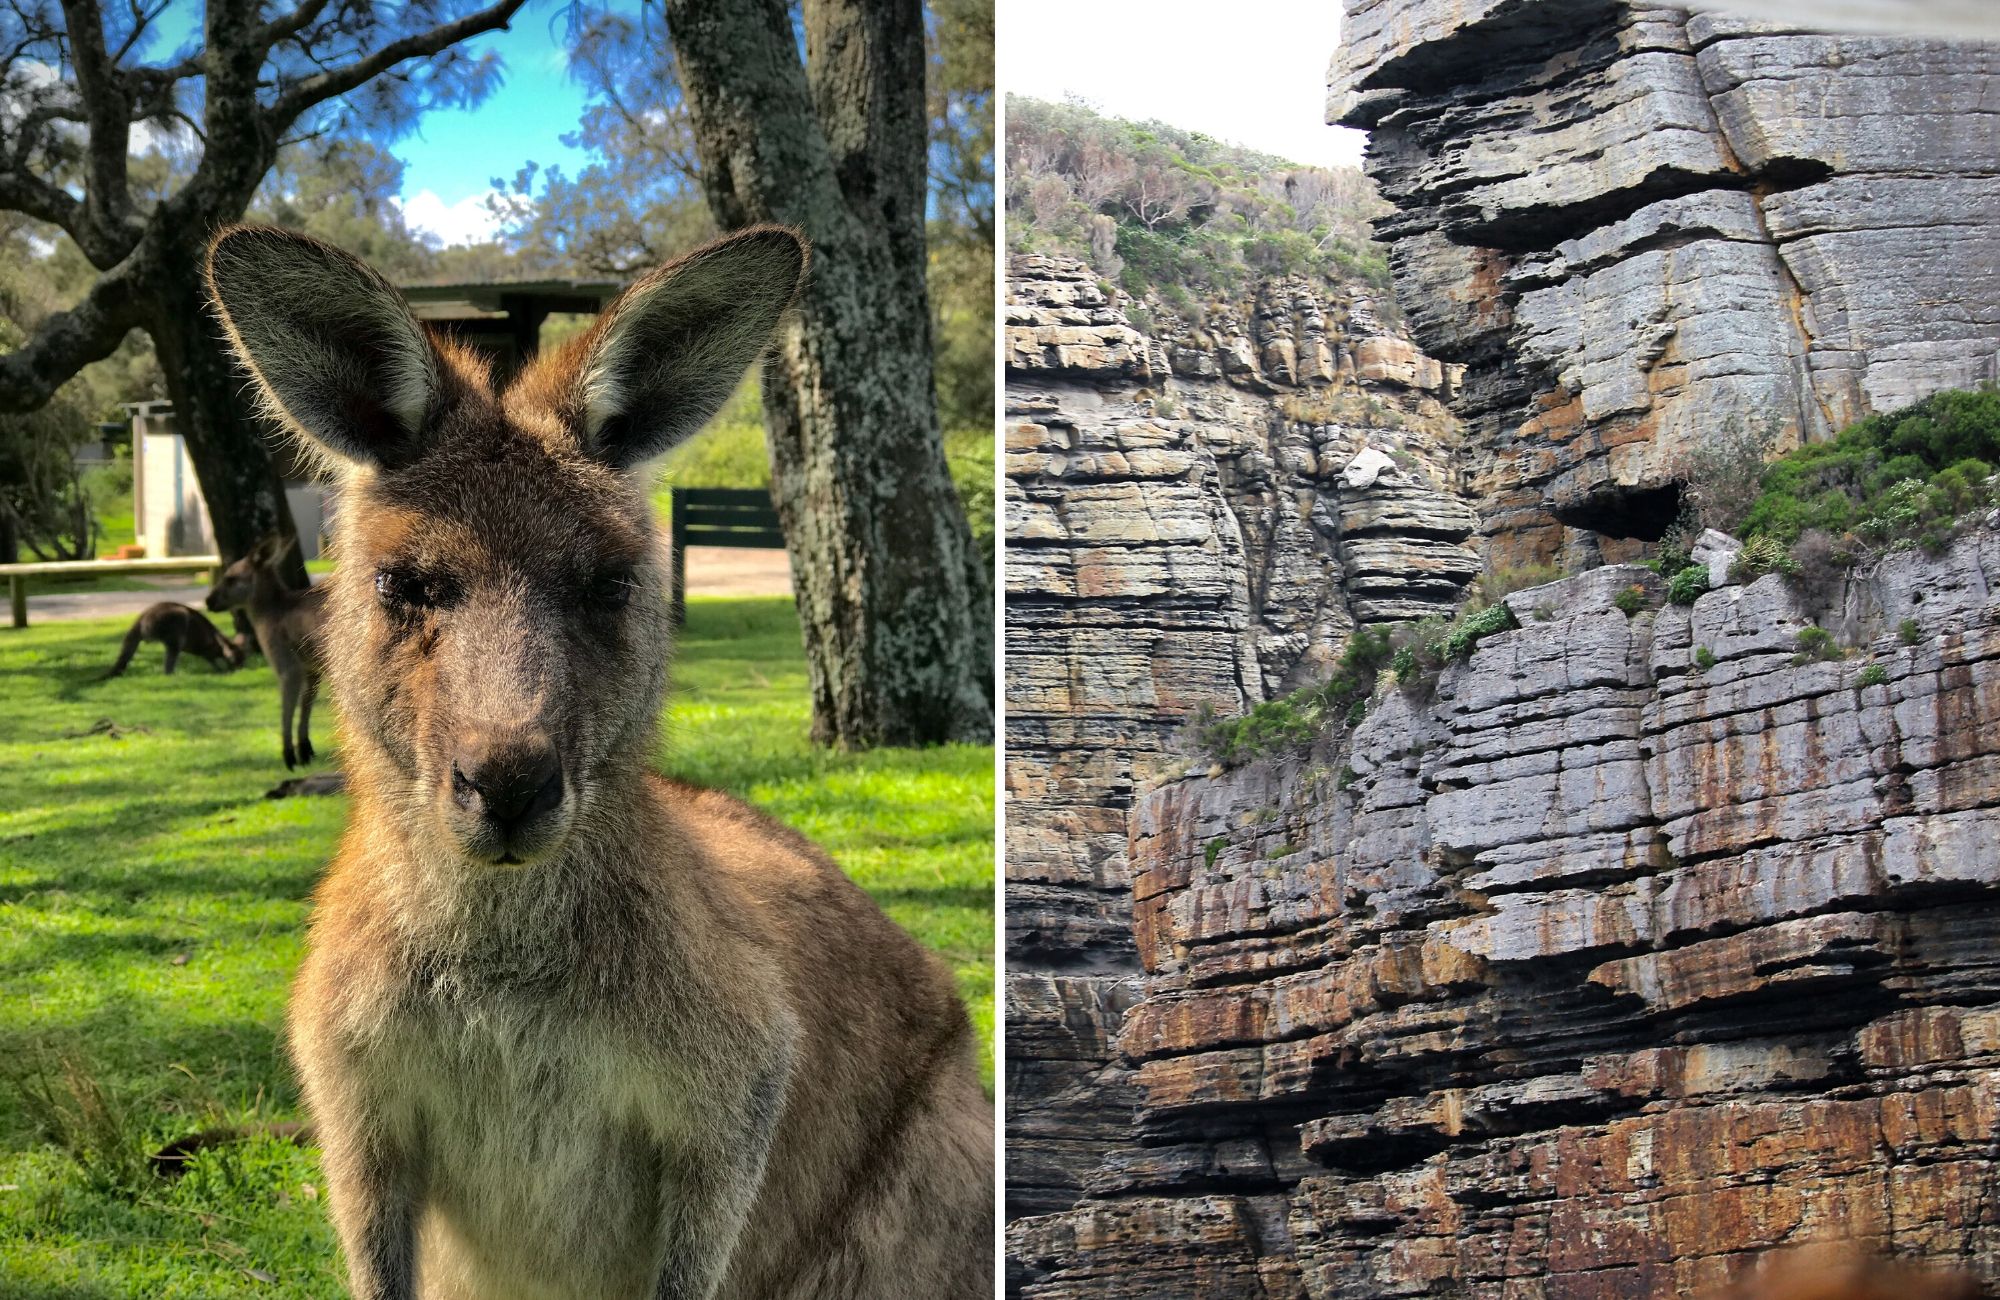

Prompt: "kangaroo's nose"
[451,733,564,831]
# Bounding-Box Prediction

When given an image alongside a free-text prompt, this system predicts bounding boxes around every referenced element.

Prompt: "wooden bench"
[667,488,785,626]
[2,555,222,629]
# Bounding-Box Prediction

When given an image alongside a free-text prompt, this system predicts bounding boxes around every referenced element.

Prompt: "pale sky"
[1001,0,1367,169]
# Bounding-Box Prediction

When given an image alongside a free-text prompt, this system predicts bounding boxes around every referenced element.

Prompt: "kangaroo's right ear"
[205,225,439,471]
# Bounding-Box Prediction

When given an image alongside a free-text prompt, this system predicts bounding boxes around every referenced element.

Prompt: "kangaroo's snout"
[447,731,566,863]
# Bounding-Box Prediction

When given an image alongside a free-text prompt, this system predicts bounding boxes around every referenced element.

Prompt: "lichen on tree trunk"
[666,0,992,749]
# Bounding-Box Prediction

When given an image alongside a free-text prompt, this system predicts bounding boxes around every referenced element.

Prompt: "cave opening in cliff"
[1551,482,1685,542]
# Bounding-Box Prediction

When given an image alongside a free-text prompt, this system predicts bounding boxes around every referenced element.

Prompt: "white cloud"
[399,189,502,247]
[1000,0,1366,168]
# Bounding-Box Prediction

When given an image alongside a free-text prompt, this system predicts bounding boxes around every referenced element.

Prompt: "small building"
[127,275,624,559]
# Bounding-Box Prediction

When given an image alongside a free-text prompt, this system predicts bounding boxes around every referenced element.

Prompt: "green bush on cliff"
[1193,622,1398,765]
[1667,564,1711,605]
[1430,603,1516,664]
[1739,388,2000,549]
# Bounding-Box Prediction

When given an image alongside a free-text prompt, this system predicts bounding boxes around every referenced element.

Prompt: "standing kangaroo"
[101,601,245,678]
[205,224,993,1300]
[206,536,329,769]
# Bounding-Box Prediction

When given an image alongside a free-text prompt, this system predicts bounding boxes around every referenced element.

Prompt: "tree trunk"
[666,0,991,749]
[144,250,306,586]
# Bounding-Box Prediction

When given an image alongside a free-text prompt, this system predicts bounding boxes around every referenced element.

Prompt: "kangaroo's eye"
[584,568,635,611]
[376,568,456,611]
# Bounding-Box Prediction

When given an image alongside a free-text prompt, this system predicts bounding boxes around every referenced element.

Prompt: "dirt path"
[22,547,793,624]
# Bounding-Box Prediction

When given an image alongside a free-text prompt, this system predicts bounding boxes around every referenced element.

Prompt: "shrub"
[1390,645,1418,680]
[1205,837,1226,868]
[1694,646,1717,674]
[1858,663,1889,688]
[1430,603,1516,663]
[1898,617,1922,646]
[1613,586,1646,616]
[1682,416,1780,535]
[1668,564,1710,605]
[1473,562,1562,607]
[1336,766,1357,790]
[1793,625,1839,664]
[1788,528,1852,612]
[1730,534,1799,582]
[1194,621,1398,764]
[1739,388,2000,545]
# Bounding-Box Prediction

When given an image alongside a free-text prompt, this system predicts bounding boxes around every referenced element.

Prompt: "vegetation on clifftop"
[1005,95,1392,303]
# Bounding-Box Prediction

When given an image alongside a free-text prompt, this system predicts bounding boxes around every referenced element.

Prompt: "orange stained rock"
[1714,1247,1986,1300]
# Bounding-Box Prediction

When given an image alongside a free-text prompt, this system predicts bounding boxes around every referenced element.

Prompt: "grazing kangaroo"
[205,537,328,769]
[101,601,245,677]
[205,224,993,1300]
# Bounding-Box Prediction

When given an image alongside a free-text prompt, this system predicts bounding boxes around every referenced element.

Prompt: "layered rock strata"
[1005,254,1475,1216]
[1010,525,2000,1297]
[1328,1,2000,569]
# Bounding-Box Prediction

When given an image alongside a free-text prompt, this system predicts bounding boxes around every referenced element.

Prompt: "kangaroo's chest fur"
[356,974,705,1300]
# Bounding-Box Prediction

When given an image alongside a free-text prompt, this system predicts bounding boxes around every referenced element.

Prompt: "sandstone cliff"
[1011,525,2000,1297]
[1006,253,1476,1216]
[1327,1,2000,571]
[1004,1,2000,1292]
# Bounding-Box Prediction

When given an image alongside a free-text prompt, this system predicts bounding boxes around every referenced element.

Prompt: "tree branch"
[57,0,140,247]
[266,0,528,129]
[0,261,144,413]
[257,0,331,50]
[0,168,88,244]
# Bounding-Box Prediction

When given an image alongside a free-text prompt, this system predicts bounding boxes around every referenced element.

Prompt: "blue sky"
[143,0,625,244]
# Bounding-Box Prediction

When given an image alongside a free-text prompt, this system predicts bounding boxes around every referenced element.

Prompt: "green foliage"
[1729,534,1799,582]
[1858,663,1889,688]
[1431,603,1517,663]
[0,598,992,1292]
[1793,624,1840,664]
[1204,837,1227,868]
[1195,621,1397,765]
[1613,586,1646,616]
[1668,564,1711,606]
[1336,766,1358,790]
[1694,646,1717,674]
[1740,388,2000,548]
[1898,618,1922,646]
[1005,95,1393,300]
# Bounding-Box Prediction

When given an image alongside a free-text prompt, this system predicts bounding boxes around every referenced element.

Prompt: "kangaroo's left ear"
[571,226,807,469]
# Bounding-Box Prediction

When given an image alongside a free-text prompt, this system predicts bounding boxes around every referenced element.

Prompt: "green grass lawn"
[0,597,993,1297]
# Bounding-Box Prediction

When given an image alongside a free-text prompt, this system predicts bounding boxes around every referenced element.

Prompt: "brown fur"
[204,224,993,1300]
[205,538,329,769]
[100,601,245,678]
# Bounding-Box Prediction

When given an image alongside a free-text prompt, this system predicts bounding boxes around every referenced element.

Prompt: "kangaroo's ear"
[205,225,439,471]
[573,226,806,469]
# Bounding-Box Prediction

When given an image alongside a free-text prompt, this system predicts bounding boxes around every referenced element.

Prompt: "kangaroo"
[205,537,329,769]
[101,601,245,678]
[204,224,993,1300]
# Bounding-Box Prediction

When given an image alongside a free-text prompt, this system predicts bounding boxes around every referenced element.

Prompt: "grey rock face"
[1004,255,1476,1216]
[1328,1,2000,570]
[1012,526,2000,1296]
